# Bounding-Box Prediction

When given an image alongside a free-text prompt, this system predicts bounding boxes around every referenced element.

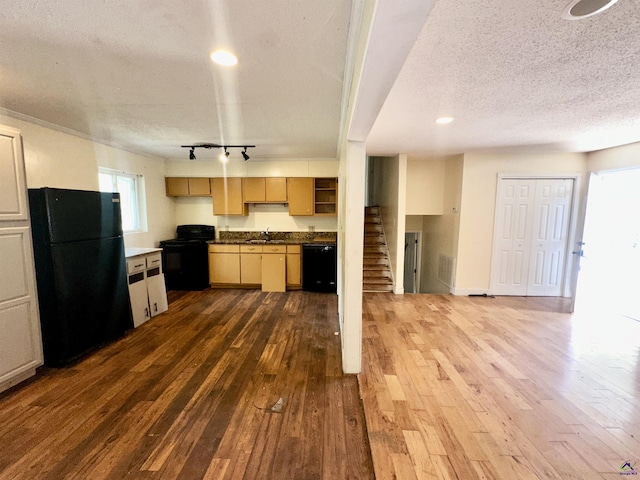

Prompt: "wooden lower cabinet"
[240,245,262,284]
[262,250,286,292]
[286,245,302,288]
[209,243,296,291]
[208,245,241,284]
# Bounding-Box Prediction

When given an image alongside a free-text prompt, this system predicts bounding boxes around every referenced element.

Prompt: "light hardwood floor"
[360,293,640,479]
[0,289,373,479]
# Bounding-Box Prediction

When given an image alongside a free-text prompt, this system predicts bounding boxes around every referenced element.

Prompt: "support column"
[338,140,365,374]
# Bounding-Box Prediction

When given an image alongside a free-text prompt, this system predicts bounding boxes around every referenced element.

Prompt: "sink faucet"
[261,227,271,242]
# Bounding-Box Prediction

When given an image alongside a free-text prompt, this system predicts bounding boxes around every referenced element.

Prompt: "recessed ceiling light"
[435,117,454,124]
[562,0,619,20]
[210,50,238,66]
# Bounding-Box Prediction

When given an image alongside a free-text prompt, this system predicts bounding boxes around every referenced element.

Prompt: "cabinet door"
[287,178,314,216]
[243,177,266,202]
[188,178,211,196]
[262,254,286,292]
[128,273,150,327]
[241,253,262,284]
[266,178,287,202]
[209,252,241,283]
[147,273,168,316]
[286,253,301,287]
[212,178,247,216]
[0,128,28,221]
[165,177,190,196]
[0,226,44,389]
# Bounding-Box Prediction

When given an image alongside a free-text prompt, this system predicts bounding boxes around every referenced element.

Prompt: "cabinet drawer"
[126,257,146,274]
[146,252,162,269]
[208,244,240,253]
[263,245,286,254]
[240,245,263,253]
[286,244,301,254]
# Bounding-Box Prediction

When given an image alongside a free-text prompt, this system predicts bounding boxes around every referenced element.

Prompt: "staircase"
[363,206,394,292]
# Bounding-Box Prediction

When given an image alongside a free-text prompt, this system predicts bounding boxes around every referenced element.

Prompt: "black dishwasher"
[302,243,337,293]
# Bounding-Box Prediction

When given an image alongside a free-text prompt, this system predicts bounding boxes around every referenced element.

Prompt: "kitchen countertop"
[210,231,337,245]
[125,247,163,257]
[207,238,336,245]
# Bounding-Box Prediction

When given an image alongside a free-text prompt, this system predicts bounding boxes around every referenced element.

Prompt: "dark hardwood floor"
[0,289,374,479]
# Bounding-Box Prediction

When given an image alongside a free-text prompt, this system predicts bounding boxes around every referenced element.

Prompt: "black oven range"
[159,225,215,290]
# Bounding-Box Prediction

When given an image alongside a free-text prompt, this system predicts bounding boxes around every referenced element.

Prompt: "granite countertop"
[208,231,337,245]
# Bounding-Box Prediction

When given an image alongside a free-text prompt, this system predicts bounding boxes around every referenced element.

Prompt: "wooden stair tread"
[362,206,392,292]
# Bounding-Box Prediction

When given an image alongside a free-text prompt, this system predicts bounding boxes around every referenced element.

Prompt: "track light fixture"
[181,143,255,161]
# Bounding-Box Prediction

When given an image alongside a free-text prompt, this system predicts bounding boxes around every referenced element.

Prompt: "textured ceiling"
[0,0,352,160]
[367,0,640,157]
[1,0,639,161]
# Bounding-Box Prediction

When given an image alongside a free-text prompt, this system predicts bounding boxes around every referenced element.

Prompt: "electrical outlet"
[309,225,315,232]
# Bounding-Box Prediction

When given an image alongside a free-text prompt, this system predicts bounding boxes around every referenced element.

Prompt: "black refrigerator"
[28,188,133,366]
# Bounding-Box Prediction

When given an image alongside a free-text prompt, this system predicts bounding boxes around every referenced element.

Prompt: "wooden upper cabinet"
[211,177,248,216]
[165,177,211,197]
[266,177,287,202]
[314,178,337,216]
[243,177,266,202]
[188,177,211,196]
[165,177,189,196]
[287,178,314,216]
[243,177,287,203]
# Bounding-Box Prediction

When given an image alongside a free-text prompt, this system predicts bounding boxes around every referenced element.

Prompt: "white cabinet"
[0,126,43,393]
[125,249,168,327]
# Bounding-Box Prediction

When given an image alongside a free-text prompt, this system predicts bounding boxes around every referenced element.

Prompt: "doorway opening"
[404,232,421,293]
[574,168,640,319]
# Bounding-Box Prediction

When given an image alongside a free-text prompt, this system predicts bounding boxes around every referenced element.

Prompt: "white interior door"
[491,177,574,296]
[491,179,536,295]
[527,179,573,296]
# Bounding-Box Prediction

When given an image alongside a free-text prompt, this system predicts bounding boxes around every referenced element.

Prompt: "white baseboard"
[451,287,491,296]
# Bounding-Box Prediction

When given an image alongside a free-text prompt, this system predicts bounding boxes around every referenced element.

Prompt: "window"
[98,168,144,233]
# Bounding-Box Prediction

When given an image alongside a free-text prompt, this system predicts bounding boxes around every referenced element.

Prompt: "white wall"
[0,114,175,248]
[455,152,587,293]
[165,158,339,233]
[587,142,640,172]
[419,156,463,293]
[406,157,445,215]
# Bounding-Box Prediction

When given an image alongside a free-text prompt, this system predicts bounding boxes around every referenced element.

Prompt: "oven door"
[161,242,209,291]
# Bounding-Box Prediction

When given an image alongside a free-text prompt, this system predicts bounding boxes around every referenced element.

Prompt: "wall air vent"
[438,254,456,288]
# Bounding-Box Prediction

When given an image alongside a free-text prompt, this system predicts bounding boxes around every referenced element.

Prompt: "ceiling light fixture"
[561,0,619,20]
[181,143,255,161]
[435,117,454,124]
[210,50,238,66]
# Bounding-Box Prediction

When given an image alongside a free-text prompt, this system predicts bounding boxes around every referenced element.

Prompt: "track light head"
[182,144,255,161]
